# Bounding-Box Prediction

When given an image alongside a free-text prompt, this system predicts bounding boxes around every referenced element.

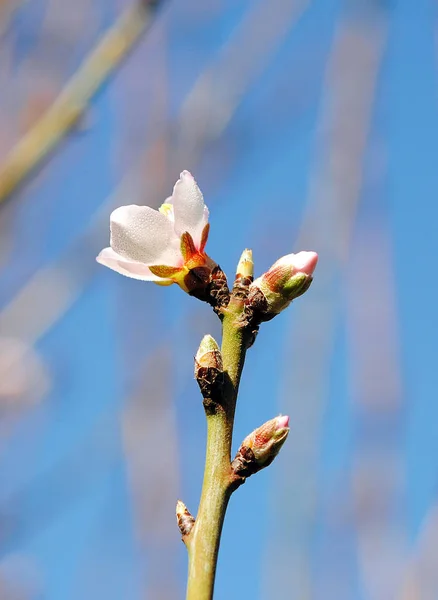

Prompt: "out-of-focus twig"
[398,504,438,600]
[0,0,161,205]
[0,0,29,39]
[263,11,387,599]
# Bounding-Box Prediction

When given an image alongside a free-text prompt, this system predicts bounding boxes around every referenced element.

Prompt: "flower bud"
[231,415,290,478]
[194,335,224,411]
[247,251,318,322]
[176,499,195,538]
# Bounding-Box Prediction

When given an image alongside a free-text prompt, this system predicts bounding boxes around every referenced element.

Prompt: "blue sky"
[0,0,437,598]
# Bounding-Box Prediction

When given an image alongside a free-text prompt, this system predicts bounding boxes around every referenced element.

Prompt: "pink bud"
[231,415,290,477]
[261,251,318,293]
[246,250,318,321]
[276,415,290,429]
[292,251,318,275]
[268,251,318,278]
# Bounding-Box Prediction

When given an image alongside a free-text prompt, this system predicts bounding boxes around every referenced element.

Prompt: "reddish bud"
[231,415,290,478]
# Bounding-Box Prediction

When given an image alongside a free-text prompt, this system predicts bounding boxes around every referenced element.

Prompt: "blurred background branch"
[0,0,160,205]
[0,0,434,598]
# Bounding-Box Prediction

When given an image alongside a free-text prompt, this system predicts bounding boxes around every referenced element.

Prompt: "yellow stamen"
[159,203,174,219]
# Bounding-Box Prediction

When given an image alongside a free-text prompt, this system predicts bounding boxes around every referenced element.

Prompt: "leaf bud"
[194,335,224,411]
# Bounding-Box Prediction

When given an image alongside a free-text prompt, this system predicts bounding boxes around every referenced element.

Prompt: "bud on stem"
[236,248,254,282]
[246,251,318,323]
[194,335,224,413]
[231,415,290,478]
[232,249,254,301]
[176,499,195,538]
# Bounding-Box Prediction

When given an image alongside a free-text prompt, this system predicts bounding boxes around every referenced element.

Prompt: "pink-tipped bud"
[231,415,290,478]
[276,414,290,429]
[289,251,318,275]
[247,251,318,321]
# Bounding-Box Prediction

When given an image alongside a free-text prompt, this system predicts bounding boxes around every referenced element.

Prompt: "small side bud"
[194,335,224,411]
[236,248,254,281]
[195,334,223,372]
[231,415,290,478]
[247,251,318,322]
[176,499,195,537]
[233,249,254,300]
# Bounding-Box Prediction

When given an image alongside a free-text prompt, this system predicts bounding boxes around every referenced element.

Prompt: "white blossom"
[97,171,211,288]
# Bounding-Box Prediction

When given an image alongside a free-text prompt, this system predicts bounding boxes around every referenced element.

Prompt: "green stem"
[185,301,248,600]
[185,414,232,600]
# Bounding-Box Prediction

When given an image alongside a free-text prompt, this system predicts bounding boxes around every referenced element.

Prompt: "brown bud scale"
[231,445,257,478]
[194,351,223,372]
[188,265,230,313]
[244,287,275,327]
[232,278,252,302]
[208,265,231,309]
[176,500,195,537]
[196,366,224,396]
[231,443,280,478]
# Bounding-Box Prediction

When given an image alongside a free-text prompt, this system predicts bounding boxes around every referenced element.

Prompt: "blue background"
[0,0,436,598]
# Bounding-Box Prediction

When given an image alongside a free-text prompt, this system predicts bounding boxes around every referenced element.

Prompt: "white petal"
[96,247,172,283]
[110,205,182,266]
[171,171,209,246]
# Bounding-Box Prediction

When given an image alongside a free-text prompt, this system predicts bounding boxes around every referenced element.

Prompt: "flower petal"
[96,247,173,283]
[110,205,182,266]
[171,171,209,246]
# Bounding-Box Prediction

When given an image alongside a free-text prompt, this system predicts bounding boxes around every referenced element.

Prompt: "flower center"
[159,203,175,221]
